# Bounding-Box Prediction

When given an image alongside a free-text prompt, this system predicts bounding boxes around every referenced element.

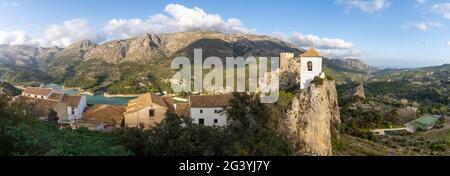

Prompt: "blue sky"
[0,0,449,68]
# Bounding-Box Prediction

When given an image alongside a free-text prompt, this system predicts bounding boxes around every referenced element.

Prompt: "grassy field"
[333,135,420,156]
[375,126,450,156]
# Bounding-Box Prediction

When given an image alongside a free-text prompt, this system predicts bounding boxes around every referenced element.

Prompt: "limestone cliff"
[353,83,366,98]
[279,79,341,156]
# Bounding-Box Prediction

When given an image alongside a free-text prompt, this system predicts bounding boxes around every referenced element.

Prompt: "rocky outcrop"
[340,83,366,99]
[56,40,98,61]
[279,79,341,156]
[280,56,301,90]
[83,31,302,64]
[353,83,366,98]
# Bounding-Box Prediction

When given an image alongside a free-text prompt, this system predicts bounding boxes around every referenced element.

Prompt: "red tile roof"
[189,94,233,108]
[82,105,125,125]
[48,93,64,101]
[17,96,59,117]
[125,93,175,113]
[62,95,82,107]
[22,87,53,96]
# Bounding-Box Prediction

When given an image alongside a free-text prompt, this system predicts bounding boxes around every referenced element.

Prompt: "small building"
[22,87,54,99]
[54,95,87,124]
[406,106,418,113]
[371,128,410,136]
[123,93,174,129]
[81,105,126,131]
[189,94,233,127]
[404,114,442,132]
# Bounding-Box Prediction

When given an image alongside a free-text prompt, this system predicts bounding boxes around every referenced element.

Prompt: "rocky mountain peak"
[67,40,98,51]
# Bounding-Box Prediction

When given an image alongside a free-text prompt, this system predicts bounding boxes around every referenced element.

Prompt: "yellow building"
[123,93,174,129]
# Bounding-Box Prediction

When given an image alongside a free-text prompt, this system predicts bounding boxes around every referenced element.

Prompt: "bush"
[326,75,334,81]
[311,76,324,86]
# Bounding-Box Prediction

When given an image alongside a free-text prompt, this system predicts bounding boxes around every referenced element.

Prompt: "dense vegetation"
[0,64,51,86]
[0,81,21,96]
[336,75,450,155]
[365,80,449,105]
[0,92,292,156]
[0,95,131,156]
[62,60,173,94]
[120,93,292,156]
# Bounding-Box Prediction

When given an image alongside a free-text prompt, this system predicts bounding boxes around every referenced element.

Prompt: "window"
[41,96,44,99]
[199,119,205,125]
[200,109,203,114]
[214,119,218,124]
[71,107,76,115]
[149,109,155,118]
[214,110,218,114]
[307,61,313,71]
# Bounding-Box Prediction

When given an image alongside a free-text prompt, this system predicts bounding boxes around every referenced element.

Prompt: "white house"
[22,87,54,99]
[54,95,87,124]
[189,94,233,127]
[299,48,323,89]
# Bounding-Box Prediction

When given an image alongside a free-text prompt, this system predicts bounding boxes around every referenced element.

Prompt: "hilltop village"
[5,48,327,132]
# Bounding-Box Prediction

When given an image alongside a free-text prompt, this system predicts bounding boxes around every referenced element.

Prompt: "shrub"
[311,76,324,86]
[326,75,334,81]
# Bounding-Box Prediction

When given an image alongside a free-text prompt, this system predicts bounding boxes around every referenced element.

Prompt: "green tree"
[47,109,59,123]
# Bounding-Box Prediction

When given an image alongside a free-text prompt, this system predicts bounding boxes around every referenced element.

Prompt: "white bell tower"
[299,47,323,89]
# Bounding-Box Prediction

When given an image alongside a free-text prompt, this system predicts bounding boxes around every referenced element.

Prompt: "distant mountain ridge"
[0,31,375,90]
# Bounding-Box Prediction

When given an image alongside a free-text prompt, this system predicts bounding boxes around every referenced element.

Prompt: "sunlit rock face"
[280,79,341,156]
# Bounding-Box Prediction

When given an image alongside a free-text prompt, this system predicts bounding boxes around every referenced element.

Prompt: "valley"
[1,31,449,156]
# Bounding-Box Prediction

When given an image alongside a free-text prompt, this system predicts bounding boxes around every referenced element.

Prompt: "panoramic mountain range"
[0,31,377,92]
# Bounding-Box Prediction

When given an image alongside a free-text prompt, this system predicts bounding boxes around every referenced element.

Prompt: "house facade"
[123,93,174,129]
[54,95,87,124]
[189,94,232,127]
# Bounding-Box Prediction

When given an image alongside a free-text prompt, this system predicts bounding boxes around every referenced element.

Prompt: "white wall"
[67,95,86,123]
[300,57,322,89]
[22,93,51,99]
[191,107,227,127]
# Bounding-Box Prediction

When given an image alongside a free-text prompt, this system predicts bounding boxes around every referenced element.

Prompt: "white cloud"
[404,21,445,31]
[0,19,102,47]
[447,41,450,46]
[431,3,450,19]
[1,0,24,7]
[104,3,254,39]
[336,0,391,14]
[0,30,32,45]
[287,32,354,49]
[274,32,362,59]
[318,48,366,59]
[41,18,102,47]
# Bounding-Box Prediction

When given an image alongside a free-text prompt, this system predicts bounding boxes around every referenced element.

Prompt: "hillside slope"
[0,31,374,92]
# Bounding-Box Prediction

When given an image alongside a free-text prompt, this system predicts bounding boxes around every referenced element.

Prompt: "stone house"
[123,93,174,128]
